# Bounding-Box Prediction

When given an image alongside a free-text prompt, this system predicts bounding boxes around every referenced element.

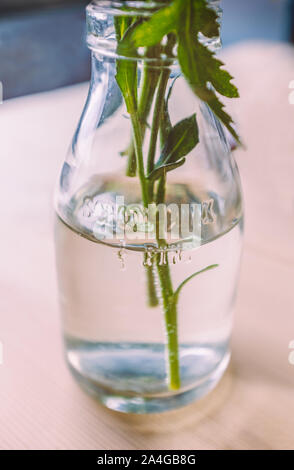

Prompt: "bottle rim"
[86,1,177,62]
[86,0,221,61]
[87,1,167,18]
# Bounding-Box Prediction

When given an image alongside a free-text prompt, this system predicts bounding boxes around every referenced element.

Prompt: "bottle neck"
[86,0,222,61]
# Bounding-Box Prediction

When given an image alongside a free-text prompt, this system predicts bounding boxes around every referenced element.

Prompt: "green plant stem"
[124,36,180,390]
[130,110,161,311]
[127,54,163,305]
[147,69,170,201]
[126,143,137,177]
[144,60,181,390]
[156,255,180,390]
[128,61,161,305]
[130,112,149,208]
[144,253,159,307]
[155,172,181,390]
[156,173,166,206]
[126,63,160,177]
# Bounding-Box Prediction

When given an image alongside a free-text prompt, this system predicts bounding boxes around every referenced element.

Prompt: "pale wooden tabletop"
[0,42,293,450]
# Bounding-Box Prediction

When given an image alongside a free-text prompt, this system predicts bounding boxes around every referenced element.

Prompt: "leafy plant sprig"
[114,0,239,391]
[118,0,240,145]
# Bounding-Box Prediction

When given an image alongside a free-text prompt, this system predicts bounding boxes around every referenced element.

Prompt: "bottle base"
[67,351,230,414]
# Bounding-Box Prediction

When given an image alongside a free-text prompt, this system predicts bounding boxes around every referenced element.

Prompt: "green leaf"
[205,94,240,144]
[116,0,241,156]
[177,1,239,99]
[125,0,181,48]
[192,42,239,98]
[177,0,241,143]
[116,60,138,114]
[191,0,220,38]
[148,113,198,182]
[118,0,240,144]
[114,16,133,41]
[121,0,219,49]
[173,264,219,304]
[157,114,199,166]
[147,158,186,182]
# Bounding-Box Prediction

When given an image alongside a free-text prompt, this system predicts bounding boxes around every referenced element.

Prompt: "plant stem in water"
[144,253,159,307]
[156,254,181,390]
[126,39,181,390]
[130,112,149,208]
[155,172,181,390]
[126,61,160,177]
[147,69,170,201]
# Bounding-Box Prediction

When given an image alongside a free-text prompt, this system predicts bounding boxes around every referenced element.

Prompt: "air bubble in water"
[117,248,126,271]
[158,247,168,266]
[143,249,154,267]
[172,249,182,265]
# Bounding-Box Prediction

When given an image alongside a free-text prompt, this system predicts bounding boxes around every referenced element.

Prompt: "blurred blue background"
[222,0,292,44]
[0,0,293,99]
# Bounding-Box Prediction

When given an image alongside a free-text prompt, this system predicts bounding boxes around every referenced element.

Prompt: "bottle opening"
[86,0,221,60]
[87,1,167,17]
[86,1,176,61]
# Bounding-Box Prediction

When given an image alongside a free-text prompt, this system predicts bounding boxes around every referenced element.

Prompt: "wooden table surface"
[0,42,294,450]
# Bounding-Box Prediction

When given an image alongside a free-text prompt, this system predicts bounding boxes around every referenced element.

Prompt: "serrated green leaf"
[157,114,199,166]
[177,0,240,143]
[206,94,240,144]
[116,0,241,146]
[177,0,238,98]
[195,43,239,98]
[147,158,186,182]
